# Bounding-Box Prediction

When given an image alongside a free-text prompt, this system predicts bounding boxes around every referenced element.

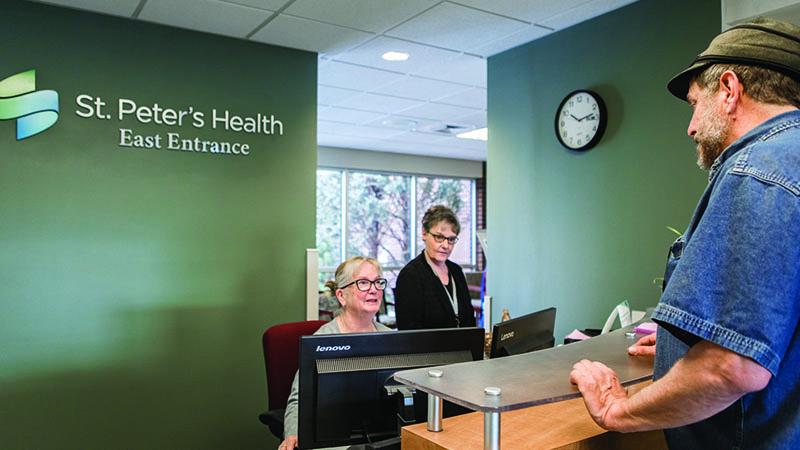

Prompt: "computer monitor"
[297,327,484,449]
[489,307,556,359]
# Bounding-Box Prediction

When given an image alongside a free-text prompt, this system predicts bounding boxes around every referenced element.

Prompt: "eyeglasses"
[428,232,459,245]
[340,278,388,292]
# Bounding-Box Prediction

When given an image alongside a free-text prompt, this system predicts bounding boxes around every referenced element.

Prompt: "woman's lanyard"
[426,256,460,325]
[443,273,459,318]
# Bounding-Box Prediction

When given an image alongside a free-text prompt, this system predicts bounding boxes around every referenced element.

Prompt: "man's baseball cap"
[667,17,800,101]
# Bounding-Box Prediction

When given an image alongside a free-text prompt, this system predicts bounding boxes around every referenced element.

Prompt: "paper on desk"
[634,321,658,335]
[565,329,593,341]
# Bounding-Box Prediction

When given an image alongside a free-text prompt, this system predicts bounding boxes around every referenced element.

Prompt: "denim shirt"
[652,110,800,450]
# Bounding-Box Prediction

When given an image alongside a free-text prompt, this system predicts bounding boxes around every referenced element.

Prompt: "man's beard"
[694,106,731,170]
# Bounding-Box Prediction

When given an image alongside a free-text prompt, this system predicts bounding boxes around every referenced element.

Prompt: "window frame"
[317,166,477,277]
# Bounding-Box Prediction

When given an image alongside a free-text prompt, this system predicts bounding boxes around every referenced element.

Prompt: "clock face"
[555,90,606,151]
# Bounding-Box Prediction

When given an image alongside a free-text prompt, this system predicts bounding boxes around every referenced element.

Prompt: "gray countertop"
[393,322,654,413]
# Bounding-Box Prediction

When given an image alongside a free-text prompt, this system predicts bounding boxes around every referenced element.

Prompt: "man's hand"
[278,435,298,450]
[569,360,628,430]
[628,332,656,356]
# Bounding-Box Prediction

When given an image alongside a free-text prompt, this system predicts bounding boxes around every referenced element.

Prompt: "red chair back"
[262,320,327,411]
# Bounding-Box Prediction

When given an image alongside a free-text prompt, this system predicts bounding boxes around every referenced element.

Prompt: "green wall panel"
[0,1,316,448]
[487,0,720,340]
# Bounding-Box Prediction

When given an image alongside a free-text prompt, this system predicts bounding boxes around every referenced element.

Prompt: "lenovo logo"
[500,331,515,341]
[316,345,351,352]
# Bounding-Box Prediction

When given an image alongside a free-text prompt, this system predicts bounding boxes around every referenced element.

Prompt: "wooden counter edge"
[401,381,666,450]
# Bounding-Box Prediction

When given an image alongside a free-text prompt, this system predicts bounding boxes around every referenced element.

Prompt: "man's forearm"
[608,340,771,432]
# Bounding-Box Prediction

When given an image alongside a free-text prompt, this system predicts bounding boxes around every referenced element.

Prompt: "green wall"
[0,2,316,448]
[487,0,720,339]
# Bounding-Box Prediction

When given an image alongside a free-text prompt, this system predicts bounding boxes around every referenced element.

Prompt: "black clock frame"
[554,89,607,152]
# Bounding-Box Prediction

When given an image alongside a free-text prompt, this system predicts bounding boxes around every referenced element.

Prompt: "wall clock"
[554,90,607,151]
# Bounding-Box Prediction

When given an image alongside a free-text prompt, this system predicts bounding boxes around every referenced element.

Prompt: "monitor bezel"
[489,307,557,359]
[297,327,484,449]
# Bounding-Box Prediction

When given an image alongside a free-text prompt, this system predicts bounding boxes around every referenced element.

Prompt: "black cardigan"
[394,252,476,330]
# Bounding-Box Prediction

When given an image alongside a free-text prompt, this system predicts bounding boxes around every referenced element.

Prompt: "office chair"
[259,319,327,439]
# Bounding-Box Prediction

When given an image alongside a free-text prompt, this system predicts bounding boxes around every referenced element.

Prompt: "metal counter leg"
[484,411,500,450]
[427,394,443,432]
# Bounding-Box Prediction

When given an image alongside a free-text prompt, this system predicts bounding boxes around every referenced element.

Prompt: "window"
[316,169,342,270]
[316,169,476,308]
[415,176,474,266]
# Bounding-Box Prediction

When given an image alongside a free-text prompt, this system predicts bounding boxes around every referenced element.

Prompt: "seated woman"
[395,205,476,330]
[279,256,392,450]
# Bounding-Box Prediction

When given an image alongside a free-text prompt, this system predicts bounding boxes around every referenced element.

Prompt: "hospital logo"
[0,70,59,140]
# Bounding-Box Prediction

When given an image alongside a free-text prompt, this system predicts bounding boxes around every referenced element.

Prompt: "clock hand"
[579,113,595,121]
[570,114,580,121]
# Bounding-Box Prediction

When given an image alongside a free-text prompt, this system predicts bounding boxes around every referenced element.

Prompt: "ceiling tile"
[455,111,488,129]
[139,0,272,38]
[386,2,528,52]
[285,0,437,33]
[364,114,441,131]
[389,131,451,145]
[251,14,374,55]
[373,77,472,102]
[399,102,481,123]
[33,0,140,16]
[318,133,382,150]
[219,0,288,10]
[333,36,460,74]
[318,61,405,91]
[470,23,552,57]
[538,0,638,30]
[454,0,593,24]
[435,87,487,109]
[336,92,424,114]
[318,85,361,106]
[319,121,405,139]
[411,53,487,87]
[317,107,387,125]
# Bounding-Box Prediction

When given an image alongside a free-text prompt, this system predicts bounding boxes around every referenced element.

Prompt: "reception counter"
[401,383,666,449]
[394,321,666,449]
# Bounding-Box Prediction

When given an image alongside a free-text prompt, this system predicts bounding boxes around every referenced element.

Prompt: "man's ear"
[718,70,742,114]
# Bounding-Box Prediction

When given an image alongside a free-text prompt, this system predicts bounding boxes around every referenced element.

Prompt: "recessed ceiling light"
[382,51,409,61]
[456,127,488,141]
[382,118,418,130]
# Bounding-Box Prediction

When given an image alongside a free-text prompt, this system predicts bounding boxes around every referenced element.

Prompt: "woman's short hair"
[422,205,461,235]
[335,256,383,290]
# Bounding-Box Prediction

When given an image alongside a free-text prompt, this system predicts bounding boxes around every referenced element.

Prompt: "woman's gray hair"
[335,256,383,290]
[421,204,460,235]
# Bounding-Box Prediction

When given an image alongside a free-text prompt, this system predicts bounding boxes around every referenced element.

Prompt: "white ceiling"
[32,0,638,161]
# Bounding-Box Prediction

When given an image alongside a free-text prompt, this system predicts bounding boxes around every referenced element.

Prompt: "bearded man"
[570,18,800,449]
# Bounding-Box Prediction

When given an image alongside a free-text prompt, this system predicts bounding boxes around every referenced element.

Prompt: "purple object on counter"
[634,321,658,335]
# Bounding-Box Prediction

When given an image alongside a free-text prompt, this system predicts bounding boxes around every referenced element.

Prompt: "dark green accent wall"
[0,1,316,448]
[487,0,720,339]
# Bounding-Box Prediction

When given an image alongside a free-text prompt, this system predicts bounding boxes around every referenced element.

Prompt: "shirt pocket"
[662,235,685,291]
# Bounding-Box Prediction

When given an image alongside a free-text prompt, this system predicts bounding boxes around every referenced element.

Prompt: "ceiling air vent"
[423,123,471,135]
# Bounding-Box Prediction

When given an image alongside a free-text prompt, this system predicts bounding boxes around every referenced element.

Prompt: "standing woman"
[279,256,392,450]
[395,205,476,330]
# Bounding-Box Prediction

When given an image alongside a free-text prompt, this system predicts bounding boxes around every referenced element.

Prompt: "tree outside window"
[416,177,473,265]
[316,169,475,310]
[316,169,342,270]
[346,172,411,268]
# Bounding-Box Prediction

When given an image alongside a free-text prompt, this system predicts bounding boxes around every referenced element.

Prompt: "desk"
[394,321,659,449]
[401,383,666,450]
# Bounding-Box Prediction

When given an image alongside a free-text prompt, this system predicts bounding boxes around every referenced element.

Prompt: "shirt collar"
[708,109,800,181]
